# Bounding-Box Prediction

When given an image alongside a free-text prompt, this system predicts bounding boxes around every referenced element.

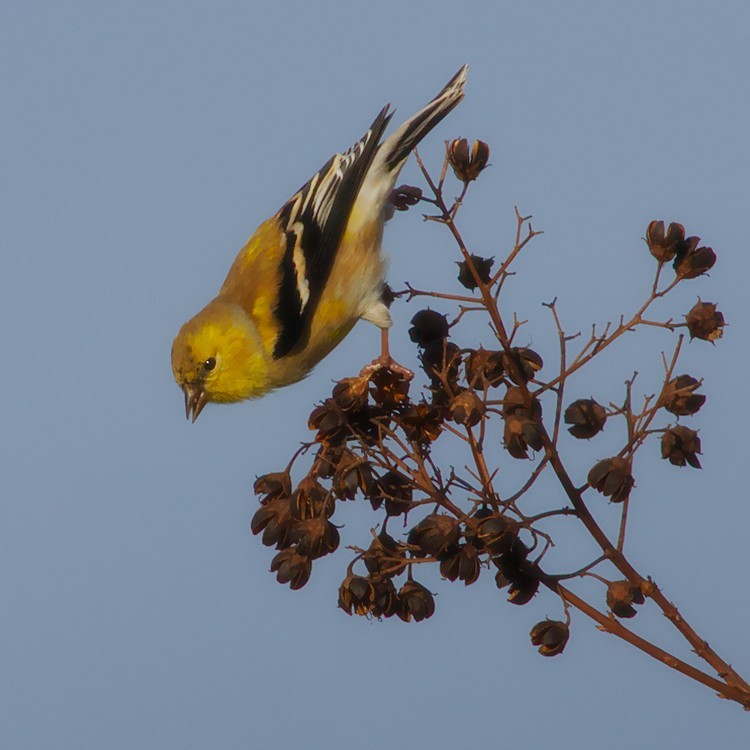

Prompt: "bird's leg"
[360,327,414,380]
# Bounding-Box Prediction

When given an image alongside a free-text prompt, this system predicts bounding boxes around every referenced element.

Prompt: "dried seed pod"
[530,620,570,656]
[310,444,344,479]
[507,576,539,605]
[332,376,370,411]
[374,471,414,517]
[338,574,375,616]
[564,398,607,439]
[420,340,462,386]
[389,184,423,211]
[464,506,495,549]
[493,540,538,605]
[606,580,645,618]
[400,402,444,444]
[685,300,725,342]
[645,220,686,263]
[345,404,384,447]
[308,399,348,443]
[397,580,436,622]
[456,254,494,290]
[673,240,716,279]
[290,476,334,520]
[661,426,702,468]
[447,138,490,182]
[369,367,411,409]
[370,578,402,618]
[491,538,539,605]
[465,348,505,388]
[587,457,634,503]
[408,309,450,348]
[439,543,481,585]
[476,515,517,555]
[253,471,292,498]
[450,389,485,427]
[502,387,545,459]
[333,451,376,500]
[407,513,460,557]
[364,528,407,578]
[287,517,340,559]
[251,494,295,549]
[502,348,543,385]
[270,548,312,590]
[662,375,706,416]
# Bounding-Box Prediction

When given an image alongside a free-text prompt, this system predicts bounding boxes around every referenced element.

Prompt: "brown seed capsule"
[564,398,607,439]
[476,515,517,555]
[270,548,312,590]
[400,402,444,444]
[290,476,334,520]
[346,404,384,447]
[606,580,645,618]
[685,300,725,342]
[252,471,292,498]
[374,471,414,517]
[674,240,716,279]
[333,451,376,500]
[450,389,485,427]
[308,399,348,443]
[530,620,570,656]
[420,340,462,386]
[338,574,375,616]
[409,309,450,347]
[397,580,436,622]
[490,537,539,604]
[502,387,545,459]
[662,375,706,416]
[456,254,494,290]
[502,348,543,385]
[388,184,423,211]
[440,543,481,585]
[645,220,686,263]
[370,578,402,618]
[447,138,490,182]
[408,513,460,557]
[369,367,411,409]
[464,506,494,549]
[364,528,407,578]
[310,444,345,480]
[493,540,537,606]
[332,376,370,411]
[251,494,295,549]
[491,538,531,592]
[661,425,702,468]
[465,348,505,388]
[587,457,634,503]
[287,517,340,559]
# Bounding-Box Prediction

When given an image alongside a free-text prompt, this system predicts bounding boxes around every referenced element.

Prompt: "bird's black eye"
[203,357,216,371]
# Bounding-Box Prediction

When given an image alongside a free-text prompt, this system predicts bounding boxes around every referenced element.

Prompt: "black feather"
[272,106,392,358]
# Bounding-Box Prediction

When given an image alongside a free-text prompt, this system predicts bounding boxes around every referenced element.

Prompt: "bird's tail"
[353,65,468,218]
[379,64,468,174]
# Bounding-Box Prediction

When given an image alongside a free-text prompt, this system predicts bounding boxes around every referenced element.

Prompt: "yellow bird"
[172,66,468,421]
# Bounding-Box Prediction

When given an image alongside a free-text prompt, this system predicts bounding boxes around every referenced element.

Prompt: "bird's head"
[171,299,270,421]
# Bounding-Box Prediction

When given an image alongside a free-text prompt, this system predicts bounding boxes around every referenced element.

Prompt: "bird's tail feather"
[379,64,468,174]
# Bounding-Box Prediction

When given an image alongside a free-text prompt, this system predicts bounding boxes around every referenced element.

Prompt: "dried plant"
[251,138,748,708]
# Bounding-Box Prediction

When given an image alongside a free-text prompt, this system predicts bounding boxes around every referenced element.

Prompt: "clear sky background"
[3,1,749,748]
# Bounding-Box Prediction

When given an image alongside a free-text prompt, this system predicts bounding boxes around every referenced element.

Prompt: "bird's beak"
[182,383,208,423]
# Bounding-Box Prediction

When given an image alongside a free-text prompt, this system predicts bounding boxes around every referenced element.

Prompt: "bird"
[172,65,468,422]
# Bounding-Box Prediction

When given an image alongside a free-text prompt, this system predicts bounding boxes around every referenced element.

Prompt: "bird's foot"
[359,354,414,381]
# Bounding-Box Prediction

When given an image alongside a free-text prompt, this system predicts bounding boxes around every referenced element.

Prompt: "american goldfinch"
[172,65,468,421]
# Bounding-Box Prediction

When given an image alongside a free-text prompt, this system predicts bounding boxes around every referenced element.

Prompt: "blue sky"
[3,1,750,747]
